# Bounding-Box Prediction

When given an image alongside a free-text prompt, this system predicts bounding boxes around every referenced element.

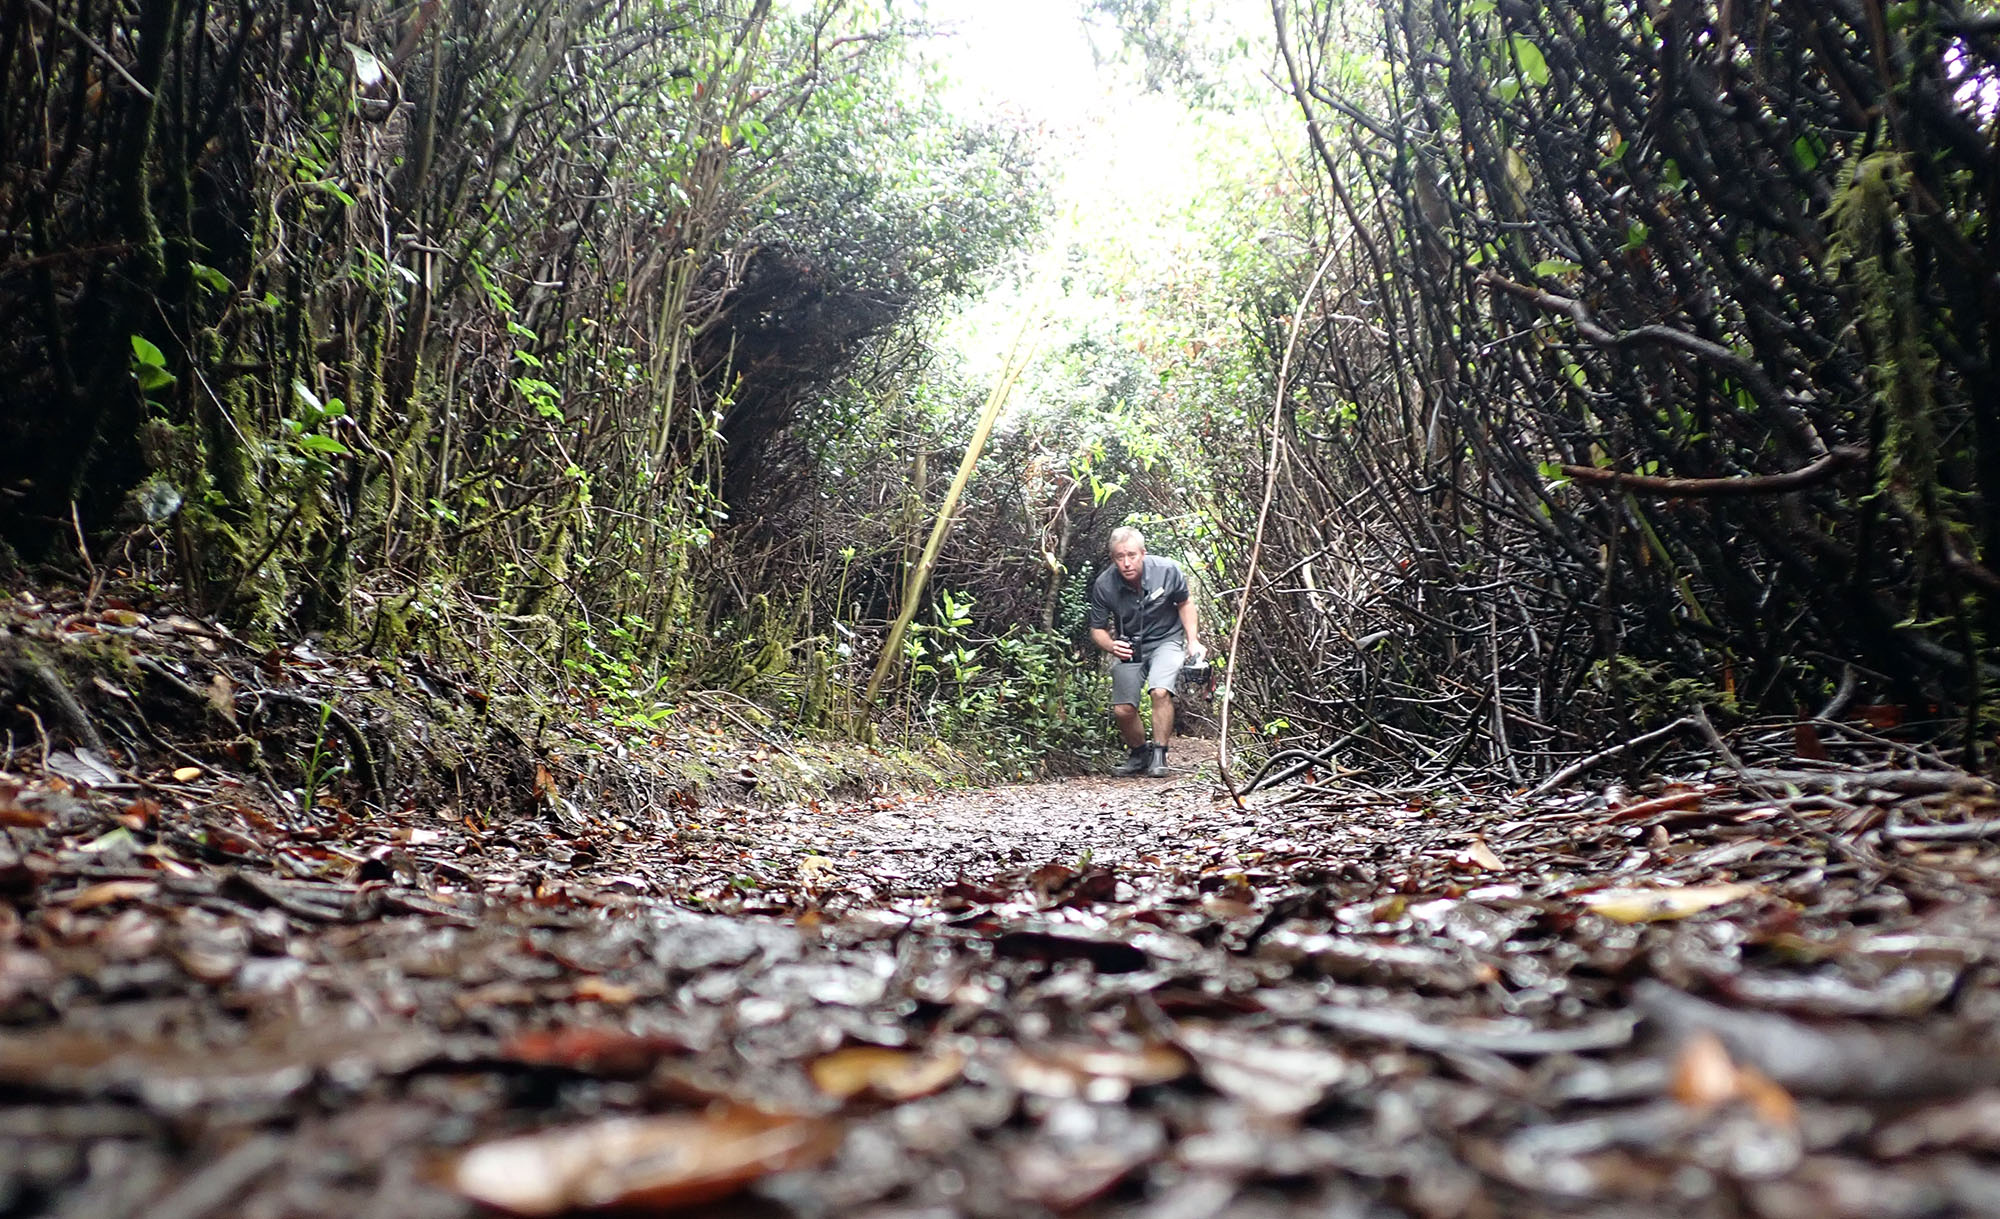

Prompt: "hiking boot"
[1111,746,1150,777]
[1145,744,1170,777]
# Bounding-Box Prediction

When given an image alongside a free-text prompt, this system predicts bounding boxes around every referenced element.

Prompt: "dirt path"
[8,753,2000,1218]
[705,772,1230,890]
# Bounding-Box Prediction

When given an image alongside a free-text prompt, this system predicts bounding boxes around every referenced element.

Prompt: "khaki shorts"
[1111,639,1186,707]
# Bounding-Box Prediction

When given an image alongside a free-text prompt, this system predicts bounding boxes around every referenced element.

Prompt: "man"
[1086,526,1204,778]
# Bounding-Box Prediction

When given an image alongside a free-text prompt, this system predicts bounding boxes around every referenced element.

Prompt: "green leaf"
[188,263,233,294]
[1508,36,1550,87]
[134,365,176,392]
[297,433,350,456]
[1791,133,1823,172]
[1533,258,1580,278]
[130,335,167,367]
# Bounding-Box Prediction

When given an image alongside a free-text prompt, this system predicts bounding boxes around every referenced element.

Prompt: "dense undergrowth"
[1091,0,2000,779]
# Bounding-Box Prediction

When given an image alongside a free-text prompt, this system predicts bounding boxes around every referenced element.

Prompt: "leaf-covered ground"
[6,597,2000,1217]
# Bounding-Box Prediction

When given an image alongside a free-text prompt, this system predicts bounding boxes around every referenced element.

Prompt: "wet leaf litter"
[9,712,2000,1214]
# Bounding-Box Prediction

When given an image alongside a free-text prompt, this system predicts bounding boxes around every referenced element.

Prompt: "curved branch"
[1562,446,1867,498]
[1479,271,1800,420]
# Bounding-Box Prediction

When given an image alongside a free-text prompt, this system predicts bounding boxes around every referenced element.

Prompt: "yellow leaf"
[809,1046,965,1102]
[453,1107,839,1216]
[172,766,202,782]
[1581,882,1757,923]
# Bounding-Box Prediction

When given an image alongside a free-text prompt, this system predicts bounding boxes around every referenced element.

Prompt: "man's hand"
[1091,626,1134,661]
[1186,640,1207,666]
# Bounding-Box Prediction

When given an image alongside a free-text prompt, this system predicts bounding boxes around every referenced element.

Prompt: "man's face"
[1111,539,1146,585]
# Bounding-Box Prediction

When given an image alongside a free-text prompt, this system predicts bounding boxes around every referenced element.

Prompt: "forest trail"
[11,730,2000,1217]
[688,771,1237,903]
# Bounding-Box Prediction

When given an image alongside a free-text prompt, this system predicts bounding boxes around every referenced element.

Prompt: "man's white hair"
[1109,526,1146,551]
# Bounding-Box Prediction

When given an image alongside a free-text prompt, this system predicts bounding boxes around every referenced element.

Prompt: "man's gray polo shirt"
[1086,555,1189,647]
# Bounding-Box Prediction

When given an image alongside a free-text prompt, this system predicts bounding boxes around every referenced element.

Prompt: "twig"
[1881,815,2000,842]
[70,502,106,610]
[1526,717,1694,797]
[1217,238,1347,804]
[23,0,156,101]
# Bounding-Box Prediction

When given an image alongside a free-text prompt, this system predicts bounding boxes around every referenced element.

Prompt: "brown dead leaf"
[206,672,237,723]
[1047,1042,1188,1087]
[1605,788,1711,822]
[1004,1041,1189,1102]
[0,801,48,829]
[65,880,157,911]
[1581,882,1757,924]
[569,976,639,1005]
[1792,721,1830,761]
[1463,837,1504,870]
[1738,1063,1799,1127]
[452,1106,841,1216]
[498,1027,688,1076]
[809,1045,966,1101]
[1670,1030,1738,1109]
[1669,1029,1798,1128]
[1199,894,1257,920]
[1178,1023,1353,1117]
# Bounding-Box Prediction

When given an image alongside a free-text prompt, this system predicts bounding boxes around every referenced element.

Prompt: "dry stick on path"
[863,314,1040,707]
[1216,240,1347,805]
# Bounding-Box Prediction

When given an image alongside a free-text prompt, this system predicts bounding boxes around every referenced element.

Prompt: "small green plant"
[287,381,350,459]
[129,335,176,396]
[300,700,344,816]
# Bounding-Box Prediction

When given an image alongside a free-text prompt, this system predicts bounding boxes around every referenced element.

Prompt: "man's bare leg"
[1113,702,1146,748]
[1146,688,1175,776]
[1148,688,1174,748]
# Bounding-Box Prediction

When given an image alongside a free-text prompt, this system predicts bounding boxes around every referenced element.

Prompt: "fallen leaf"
[0,801,48,829]
[809,1045,966,1101]
[1738,1062,1800,1127]
[499,1027,688,1075]
[452,1106,841,1216]
[1580,882,1757,923]
[1793,722,1830,761]
[1669,1029,1798,1127]
[1604,789,1710,822]
[569,976,639,1004]
[1003,1041,1188,1101]
[1670,1030,1738,1109]
[47,749,122,788]
[1177,1024,1353,1117]
[172,765,203,782]
[206,672,236,723]
[65,880,158,910]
